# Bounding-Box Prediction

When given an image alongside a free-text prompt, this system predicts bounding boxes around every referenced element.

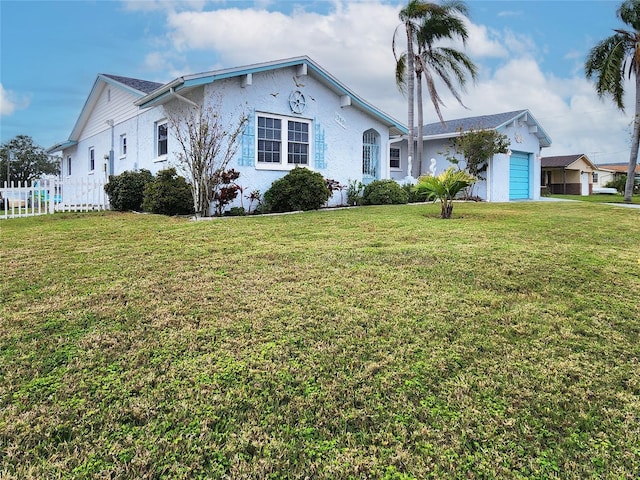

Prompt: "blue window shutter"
[239,110,255,166]
[314,118,327,169]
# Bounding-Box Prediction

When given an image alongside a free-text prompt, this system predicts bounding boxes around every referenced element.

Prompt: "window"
[287,121,309,165]
[257,114,310,168]
[120,134,127,156]
[592,172,599,183]
[390,147,400,169]
[67,156,72,176]
[89,147,95,171]
[257,116,281,163]
[156,121,168,158]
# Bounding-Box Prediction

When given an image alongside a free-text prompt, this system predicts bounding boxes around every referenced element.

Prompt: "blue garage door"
[509,152,530,200]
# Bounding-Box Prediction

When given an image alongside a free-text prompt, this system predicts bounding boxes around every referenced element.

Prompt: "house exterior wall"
[415,118,544,202]
[188,66,393,207]
[593,169,615,187]
[81,85,140,140]
[388,141,408,182]
[542,159,595,195]
[61,65,396,211]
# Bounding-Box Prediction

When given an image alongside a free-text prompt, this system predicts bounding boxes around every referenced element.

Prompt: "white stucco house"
[389,110,552,201]
[48,56,552,210]
[47,56,407,212]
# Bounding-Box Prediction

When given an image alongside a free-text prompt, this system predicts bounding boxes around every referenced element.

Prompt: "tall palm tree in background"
[585,0,640,202]
[393,0,431,177]
[393,1,477,176]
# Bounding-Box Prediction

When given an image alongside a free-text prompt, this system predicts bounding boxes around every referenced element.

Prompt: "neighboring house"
[540,154,597,195]
[389,110,552,201]
[591,166,617,189]
[596,162,640,181]
[47,56,406,212]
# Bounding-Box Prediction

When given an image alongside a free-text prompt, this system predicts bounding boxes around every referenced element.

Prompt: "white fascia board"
[46,140,77,154]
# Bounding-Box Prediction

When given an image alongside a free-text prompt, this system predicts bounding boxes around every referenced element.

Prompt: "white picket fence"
[1,177,108,219]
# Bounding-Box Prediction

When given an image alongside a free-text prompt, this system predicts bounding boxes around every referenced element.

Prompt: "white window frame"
[67,156,72,176]
[390,147,401,170]
[155,120,168,161]
[256,112,312,170]
[89,147,95,173]
[119,134,127,158]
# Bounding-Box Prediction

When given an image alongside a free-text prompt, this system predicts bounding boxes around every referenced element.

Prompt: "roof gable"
[422,109,552,147]
[134,56,407,136]
[101,74,163,95]
[542,154,597,170]
[66,74,162,143]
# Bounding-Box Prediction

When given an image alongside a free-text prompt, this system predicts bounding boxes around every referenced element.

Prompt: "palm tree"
[393,1,477,176]
[394,0,430,178]
[414,167,475,218]
[585,0,640,203]
[415,1,477,174]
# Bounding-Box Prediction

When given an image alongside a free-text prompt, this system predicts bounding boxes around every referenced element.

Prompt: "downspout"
[106,119,114,179]
[563,167,566,194]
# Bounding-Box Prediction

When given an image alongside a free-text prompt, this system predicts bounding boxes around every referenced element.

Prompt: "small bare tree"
[169,98,247,217]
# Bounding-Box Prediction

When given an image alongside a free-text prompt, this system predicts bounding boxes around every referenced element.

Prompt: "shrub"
[346,179,364,206]
[212,169,241,216]
[403,182,428,203]
[605,175,640,194]
[264,167,330,212]
[227,206,246,216]
[362,179,408,205]
[142,168,194,216]
[104,169,153,211]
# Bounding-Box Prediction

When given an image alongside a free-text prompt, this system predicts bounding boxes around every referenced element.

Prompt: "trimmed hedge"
[104,169,154,211]
[142,168,194,216]
[362,179,408,205]
[264,167,331,212]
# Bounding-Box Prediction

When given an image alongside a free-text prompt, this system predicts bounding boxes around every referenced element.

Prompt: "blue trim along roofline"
[46,140,78,154]
[134,56,407,135]
[421,109,551,148]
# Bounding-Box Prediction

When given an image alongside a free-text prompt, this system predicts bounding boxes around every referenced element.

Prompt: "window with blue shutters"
[314,119,327,170]
[239,110,256,166]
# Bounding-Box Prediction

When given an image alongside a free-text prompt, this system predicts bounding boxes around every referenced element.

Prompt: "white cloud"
[445,21,508,61]
[142,0,635,164]
[0,83,29,116]
[122,0,206,12]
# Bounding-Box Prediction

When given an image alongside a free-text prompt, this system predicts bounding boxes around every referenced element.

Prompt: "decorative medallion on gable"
[289,90,306,114]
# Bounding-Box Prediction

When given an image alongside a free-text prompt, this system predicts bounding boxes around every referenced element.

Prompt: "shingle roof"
[421,110,528,136]
[541,154,585,168]
[102,74,163,94]
[597,163,640,174]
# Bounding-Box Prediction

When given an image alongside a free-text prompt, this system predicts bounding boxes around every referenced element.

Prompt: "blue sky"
[0,0,633,164]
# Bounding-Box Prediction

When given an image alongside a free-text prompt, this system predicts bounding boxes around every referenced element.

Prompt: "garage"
[509,152,530,200]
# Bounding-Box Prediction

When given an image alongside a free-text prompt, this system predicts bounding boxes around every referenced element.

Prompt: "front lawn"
[1,203,639,479]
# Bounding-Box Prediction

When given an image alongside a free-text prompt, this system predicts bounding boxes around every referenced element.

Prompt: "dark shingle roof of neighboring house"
[541,154,585,168]
[422,110,528,136]
[101,74,163,94]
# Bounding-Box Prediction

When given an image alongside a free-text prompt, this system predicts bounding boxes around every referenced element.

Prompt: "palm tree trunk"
[625,73,640,203]
[416,68,424,176]
[406,23,415,178]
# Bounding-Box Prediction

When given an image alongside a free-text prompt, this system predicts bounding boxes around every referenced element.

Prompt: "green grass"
[1,203,639,479]
[550,193,640,204]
